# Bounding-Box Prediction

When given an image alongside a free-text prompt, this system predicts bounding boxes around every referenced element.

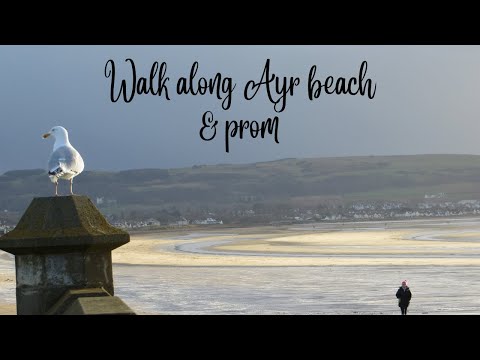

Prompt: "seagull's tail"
[49,167,64,176]
[48,166,64,183]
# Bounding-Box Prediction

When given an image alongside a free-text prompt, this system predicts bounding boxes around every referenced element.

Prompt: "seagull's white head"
[43,126,69,144]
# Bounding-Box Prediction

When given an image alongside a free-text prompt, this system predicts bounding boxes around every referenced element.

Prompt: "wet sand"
[112,219,480,266]
[2,217,480,314]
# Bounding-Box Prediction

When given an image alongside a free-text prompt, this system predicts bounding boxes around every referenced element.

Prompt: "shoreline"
[111,217,480,267]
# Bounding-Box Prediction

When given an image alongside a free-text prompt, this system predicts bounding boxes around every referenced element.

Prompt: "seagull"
[42,126,84,196]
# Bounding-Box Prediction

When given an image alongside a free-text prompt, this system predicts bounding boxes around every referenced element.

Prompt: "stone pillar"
[0,196,131,315]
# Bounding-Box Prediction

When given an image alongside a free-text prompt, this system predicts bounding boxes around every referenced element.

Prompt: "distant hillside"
[2,154,480,221]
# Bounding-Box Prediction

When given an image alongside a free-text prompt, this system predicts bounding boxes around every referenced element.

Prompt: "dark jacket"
[396,286,412,307]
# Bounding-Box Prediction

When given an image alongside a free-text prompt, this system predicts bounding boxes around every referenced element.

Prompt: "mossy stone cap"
[0,196,129,255]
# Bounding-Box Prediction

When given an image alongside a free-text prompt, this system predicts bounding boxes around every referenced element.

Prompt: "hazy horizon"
[2,152,479,174]
[1,45,479,173]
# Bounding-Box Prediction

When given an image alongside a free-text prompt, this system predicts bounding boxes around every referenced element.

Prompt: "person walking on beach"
[396,280,412,315]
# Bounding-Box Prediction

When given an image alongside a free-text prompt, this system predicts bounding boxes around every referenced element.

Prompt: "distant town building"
[145,218,161,226]
[193,218,223,225]
[177,218,189,226]
[424,193,446,199]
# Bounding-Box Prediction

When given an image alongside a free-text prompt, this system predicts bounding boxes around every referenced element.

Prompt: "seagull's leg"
[54,181,58,196]
[70,178,74,195]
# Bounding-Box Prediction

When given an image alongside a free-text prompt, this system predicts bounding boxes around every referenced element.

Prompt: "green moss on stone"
[0,196,129,254]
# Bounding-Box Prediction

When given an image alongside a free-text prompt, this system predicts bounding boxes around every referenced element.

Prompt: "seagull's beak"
[42,133,50,139]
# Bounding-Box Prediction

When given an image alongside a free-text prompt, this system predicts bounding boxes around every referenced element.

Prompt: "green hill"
[2,154,480,222]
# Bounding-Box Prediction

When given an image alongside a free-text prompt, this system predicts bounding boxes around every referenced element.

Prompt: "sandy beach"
[112,220,480,267]
[2,217,480,314]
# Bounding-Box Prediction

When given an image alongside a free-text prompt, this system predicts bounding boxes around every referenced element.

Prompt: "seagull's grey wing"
[48,146,84,175]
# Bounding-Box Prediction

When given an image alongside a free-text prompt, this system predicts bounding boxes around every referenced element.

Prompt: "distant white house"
[457,200,480,208]
[96,197,117,206]
[177,218,189,226]
[458,200,479,205]
[0,225,10,234]
[169,218,189,226]
[424,192,446,199]
[193,218,223,225]
[146,218,161,226]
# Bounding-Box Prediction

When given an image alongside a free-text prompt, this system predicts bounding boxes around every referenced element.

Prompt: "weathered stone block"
[0,196,132,315]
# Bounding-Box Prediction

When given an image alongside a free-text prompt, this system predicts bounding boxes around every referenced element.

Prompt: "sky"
[0,45,479,173]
